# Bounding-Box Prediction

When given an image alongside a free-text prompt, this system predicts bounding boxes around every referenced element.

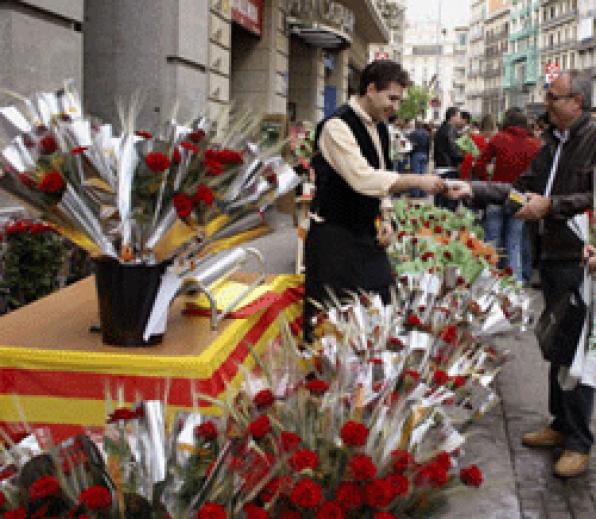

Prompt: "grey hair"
[561,69,592,110]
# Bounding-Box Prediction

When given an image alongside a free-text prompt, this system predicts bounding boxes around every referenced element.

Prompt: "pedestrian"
[446,69,595,477]
[472,108,542,282]
[304,60,445,342]
[433,106,465,209]
[408,120,430,197]
[459,112,489,181]
[480,113,497,141]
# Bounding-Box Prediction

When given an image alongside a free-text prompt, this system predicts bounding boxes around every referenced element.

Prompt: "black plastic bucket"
[93,258,168,347]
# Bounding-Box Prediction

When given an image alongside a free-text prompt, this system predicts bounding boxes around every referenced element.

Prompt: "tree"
[397,86,431,121]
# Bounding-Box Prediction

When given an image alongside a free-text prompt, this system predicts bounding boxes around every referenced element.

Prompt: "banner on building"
[232,0,263,36]
[545,61,560,87]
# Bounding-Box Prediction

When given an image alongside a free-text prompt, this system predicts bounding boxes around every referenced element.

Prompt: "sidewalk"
[245,210,596,518]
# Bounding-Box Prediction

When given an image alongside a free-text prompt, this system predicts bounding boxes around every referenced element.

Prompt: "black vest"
[311,104,392,237]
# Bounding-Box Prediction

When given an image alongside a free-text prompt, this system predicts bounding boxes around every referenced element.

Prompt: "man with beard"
[304,60,445,341]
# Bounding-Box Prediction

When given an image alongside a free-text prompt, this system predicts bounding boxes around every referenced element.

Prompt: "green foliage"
[398,86,431,122]
[1,221,64,311]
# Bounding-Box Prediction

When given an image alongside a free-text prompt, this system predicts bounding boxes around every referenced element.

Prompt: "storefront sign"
[286,0,355,48]
[231,0,263,36]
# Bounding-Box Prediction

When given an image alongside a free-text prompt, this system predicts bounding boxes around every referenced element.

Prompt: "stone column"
[288,38,324,122]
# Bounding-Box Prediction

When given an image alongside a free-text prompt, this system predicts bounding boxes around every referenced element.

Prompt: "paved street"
[245,208,596,519]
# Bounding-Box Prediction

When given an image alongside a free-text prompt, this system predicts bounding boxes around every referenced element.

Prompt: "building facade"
[483,0,511,116]
[453,26,469,110]
[467,0,487,118]
[577,0,595,105]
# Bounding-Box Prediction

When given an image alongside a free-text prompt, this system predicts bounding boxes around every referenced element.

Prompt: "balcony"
[509,25,537,42]
[485,66,502,79]
[486,29,509,44]
[540,39,577,54]
[541,9,578,31]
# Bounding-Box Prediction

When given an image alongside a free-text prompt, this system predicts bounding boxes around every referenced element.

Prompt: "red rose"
[135,130,153,139]
[254,389,275,408]
[260,476,288,502]
[0,490,5,507]
[172,146,181,164]
[279,512,301,519]
[39,135,58,154]
[386,473,409,496]
[421,251,434,261]
[288,449,319,472]
[434,225,443,234]
[456,275,466,285]
[29,223,49,235]
[18,173,35,188]
[401,369,420,383]
[4,508,26,519]
[388,337,404,348]
[335,481,363,510]
[79,485,112,510]
[503,266,513,276]
[189,129,205,142]
[193,184,214,206]
[391,449,415,473]
[181,141,199,154]
[196,502,226,519]
[305,379,329,396]
[452,375,467,388]
[316,501,344,519]
[439,325,458,345]
[374,513,396,519]
[243,503,269,519]
[280,431,302,452]
[70,146,88,155]
[204,159,224,176]
[144,151,171,172]
[414,462,449,488]
[107,408,138,423]
[290,478,323,509]
[173,192,193,218]
[38,171,65,194]
[248,415,271,439]
[460,464,483,487]
[364,479,393,508]
[466,238,475,249]
[195,420,218,441]
[432,369,450,386]
[340,420,369,447]
[423,220,430,228]
[348,454,377,481]
[29,475,60,500]
[433,451,452,471]
[443,250,452,261]
[406,314,422,326]
[205,149,243,164]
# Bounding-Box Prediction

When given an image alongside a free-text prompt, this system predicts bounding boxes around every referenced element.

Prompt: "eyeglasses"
[545,91,575,102]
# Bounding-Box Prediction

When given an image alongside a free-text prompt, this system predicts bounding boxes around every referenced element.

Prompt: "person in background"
[408,120,430,197]
[460,112,489,181]
[304,60,446,342]
[480,113,497,141]
[471,108,542,282]
[433,107,464,209]
[446,70,595,477]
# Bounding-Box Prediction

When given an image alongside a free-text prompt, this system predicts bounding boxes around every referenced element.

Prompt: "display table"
[0,273,304,441]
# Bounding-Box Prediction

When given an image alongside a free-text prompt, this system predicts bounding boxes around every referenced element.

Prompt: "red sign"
[430,97,441,108]
[232,0,263,36]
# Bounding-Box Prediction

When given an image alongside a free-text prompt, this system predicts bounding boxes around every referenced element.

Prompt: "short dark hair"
[460,111,472,123]
[359,60,411,95]
[445,107,459,122]
[502,107,528,130]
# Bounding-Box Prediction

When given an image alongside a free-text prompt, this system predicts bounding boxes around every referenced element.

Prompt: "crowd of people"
[303,59,594,478]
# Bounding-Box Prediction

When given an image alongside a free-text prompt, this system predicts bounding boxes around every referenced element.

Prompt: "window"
[570,52,575,68]
[562,54,567,69]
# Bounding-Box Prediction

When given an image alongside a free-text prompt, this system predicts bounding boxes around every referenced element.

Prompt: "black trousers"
[303,221,393,342]
[541,260,594,453]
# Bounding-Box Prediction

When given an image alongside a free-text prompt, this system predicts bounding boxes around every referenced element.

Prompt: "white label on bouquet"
[420,273,441,295]
[409,331,432,351]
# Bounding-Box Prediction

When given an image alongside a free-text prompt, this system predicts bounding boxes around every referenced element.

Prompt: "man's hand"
[377,220,394,248]
[584,244,596,273]
[445,180,472,200]
[415,175,446,195]
[514,193,551,220]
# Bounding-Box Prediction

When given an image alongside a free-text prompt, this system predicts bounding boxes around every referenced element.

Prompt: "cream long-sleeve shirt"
[318,96,398,210]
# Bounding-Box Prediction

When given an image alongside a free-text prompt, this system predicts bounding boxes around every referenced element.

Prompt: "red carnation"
[306,379,330,396]
[29,475,60,500]
[290,478,323,509]
[29,223,50,235]
[406,314,422,326]
[452,375,467,388]
[280,431,302,452]
[414,462,449,488]
[254,389,275,408]
[456,275,466,285]
[243,503,269,519]
[38,170,65,194]
[460,464,483,487]
[196,502,226,519]
[189,129,205,142]
[144,151,171,172]
[205,159,224,176]
[348,454,377,481]
[421,251,434,261]
[248,415,271,439]
[316,501,344,519]
[340,420,369,447]
[39,135,58,154]
[135,130,153,139]
[466,238,475,249]
[434,224,443,234]
[439,325,458,345]
[364,479,394,508]
[288,449,319,472]
[433,451,452,471]
[79,485,112,510]
[193,184,214,206]
[432,369,450,386]
[391,449,414,473]
[335,481,363,510]
[386,473,409,496]
[374,513,396,519]
[173,192,193,218]
[181,141,199,154]
[388,337,404,348]
[70,146,88,155]
[423,220,430,228]
[4,508,26,519]
[279,512,301,519]
[172,146,181,164]
[195,420,218,441]
[443,250,453,261]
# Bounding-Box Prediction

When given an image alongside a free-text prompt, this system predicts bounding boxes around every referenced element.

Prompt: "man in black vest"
[304,60,446,341]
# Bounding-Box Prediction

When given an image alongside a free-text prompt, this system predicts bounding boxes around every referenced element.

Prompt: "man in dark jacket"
[433,107,464,209]
[447,70,595,477]
[304,61,445,341]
